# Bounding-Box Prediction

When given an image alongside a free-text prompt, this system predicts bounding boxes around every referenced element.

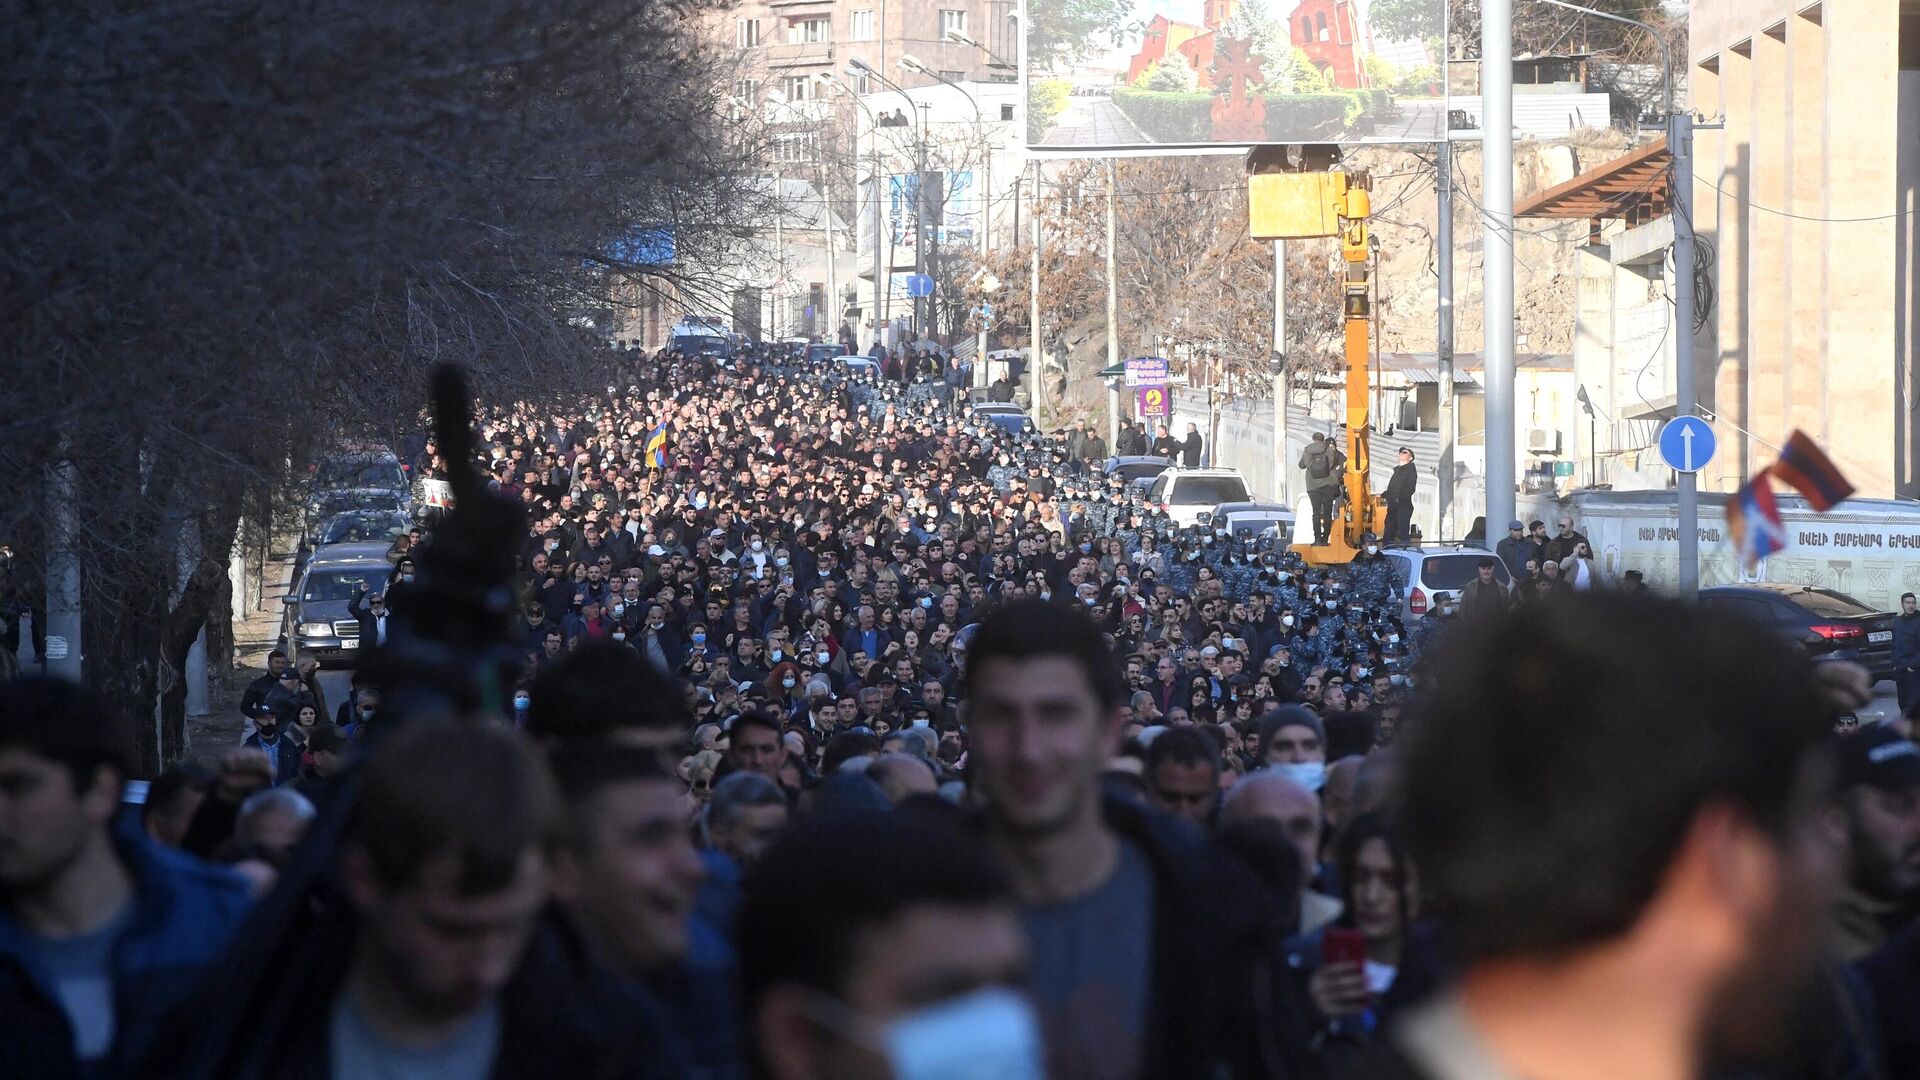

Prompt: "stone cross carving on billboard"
[1209,37,1266,142]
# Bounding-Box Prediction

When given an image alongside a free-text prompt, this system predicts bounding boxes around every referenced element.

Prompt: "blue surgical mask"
[513,695,531,711]
[919,596,933,608]
[1275,760,1327,792]
[691,633,707,646]
[881,988,1044,1080]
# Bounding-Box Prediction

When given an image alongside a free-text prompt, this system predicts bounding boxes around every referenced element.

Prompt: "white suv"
[1145,467,1253,528]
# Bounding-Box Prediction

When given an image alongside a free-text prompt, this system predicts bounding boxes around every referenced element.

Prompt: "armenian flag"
[1768,429,1854,511]
[645,423,670,469]
[1727,467,1788,568]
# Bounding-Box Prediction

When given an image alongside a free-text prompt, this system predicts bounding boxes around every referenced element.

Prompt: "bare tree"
[1,0,772,769]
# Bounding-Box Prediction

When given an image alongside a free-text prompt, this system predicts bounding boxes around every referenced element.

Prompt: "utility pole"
[1273,238,1289,504]
[1481,0,1517,541]
[1105,158,1120,436]
[1030,159,1042,422]
[914,104,930,343]
[1436,146,1456,537]
[1672,110,1699,596]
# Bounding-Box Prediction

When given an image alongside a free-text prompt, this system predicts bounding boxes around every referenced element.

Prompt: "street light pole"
[1482,0,1517,543]
[848,59,928,346]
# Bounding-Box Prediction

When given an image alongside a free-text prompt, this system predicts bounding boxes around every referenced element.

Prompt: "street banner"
[1125,356,1170,386]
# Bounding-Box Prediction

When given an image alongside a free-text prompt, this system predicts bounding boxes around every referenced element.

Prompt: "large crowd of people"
[2,342,1918,1080]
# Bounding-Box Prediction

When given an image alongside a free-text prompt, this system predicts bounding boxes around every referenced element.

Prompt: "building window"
[733,78,762,102]
[788,17,831,44]
[782,75,817,101]
[1316,12,1328,40]
[852,70,872,94]
[736,18,760,48]
[850,9,874,40]
[939,9,968,38]
[939,70,967,83]
[774,131,819,164]
[1001,103,1016,121]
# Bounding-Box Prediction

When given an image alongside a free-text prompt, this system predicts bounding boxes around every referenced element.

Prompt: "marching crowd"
[2,342,1919,1080]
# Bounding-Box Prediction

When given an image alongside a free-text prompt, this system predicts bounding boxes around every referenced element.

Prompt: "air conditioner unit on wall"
[1526,427,1561,454]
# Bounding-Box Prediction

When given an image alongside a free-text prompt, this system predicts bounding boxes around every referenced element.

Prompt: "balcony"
[765,41,834,68]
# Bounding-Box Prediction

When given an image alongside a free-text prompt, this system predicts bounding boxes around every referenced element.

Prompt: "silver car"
[1377,543,1513,621]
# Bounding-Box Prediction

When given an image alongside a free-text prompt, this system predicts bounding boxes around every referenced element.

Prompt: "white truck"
[1516,490,1920,611]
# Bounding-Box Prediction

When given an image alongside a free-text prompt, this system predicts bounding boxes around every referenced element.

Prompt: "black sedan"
[1696,583,1896,679]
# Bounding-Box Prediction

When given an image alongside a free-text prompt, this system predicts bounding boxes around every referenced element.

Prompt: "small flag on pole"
[1727,467,1788,568]
[1768,430,1854,511]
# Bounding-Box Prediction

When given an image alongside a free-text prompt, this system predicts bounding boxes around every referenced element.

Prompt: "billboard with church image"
[1023,0,1445,155]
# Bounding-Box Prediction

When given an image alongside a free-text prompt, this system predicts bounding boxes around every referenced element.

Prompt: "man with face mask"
[739,813,1040,1080]
[1256,706,1328,793]
[1350,594,1862,1080]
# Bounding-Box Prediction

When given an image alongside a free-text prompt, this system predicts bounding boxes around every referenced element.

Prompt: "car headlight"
[299,622,333,637]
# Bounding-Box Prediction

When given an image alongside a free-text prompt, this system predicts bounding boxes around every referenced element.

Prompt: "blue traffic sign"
[905,274,935,298]
[1658,415,1716,474]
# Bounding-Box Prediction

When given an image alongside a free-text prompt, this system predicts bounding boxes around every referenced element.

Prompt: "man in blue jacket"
[0,676,252,1078]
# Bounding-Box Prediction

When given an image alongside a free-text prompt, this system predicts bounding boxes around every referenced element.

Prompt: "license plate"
[339,638,360,649]
[1869,631,1892,644]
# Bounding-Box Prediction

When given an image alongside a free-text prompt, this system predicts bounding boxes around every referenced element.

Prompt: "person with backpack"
[1300,432,1346,546]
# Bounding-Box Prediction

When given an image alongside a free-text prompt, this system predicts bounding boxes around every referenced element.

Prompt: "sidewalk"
[185,540,296,755]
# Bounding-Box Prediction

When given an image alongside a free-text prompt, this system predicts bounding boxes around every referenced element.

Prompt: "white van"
[1519,490,1920,611]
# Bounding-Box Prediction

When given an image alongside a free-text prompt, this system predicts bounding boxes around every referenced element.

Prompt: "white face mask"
[1282,615,1295,627]
[1275,760,1327,792]
[816,651,832,665]
[829,988,1045,1080]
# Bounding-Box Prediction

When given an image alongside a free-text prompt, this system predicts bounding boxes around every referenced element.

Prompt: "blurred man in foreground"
[1356,594,1857,1080]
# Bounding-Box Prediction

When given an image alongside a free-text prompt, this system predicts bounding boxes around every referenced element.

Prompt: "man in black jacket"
[1382,448,1417,542]
[153,720,689,1080]
[1347,594,1869,1080]
[962,600,1311,1078]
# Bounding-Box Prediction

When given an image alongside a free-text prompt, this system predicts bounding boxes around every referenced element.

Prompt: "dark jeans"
[1899,668,1920,716]
[1308,486,1338,545]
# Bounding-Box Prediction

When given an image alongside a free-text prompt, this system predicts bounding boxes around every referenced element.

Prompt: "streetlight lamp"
[848,57,929,343]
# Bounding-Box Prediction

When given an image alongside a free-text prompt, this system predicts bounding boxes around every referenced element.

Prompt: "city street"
[1038,93,1152,146]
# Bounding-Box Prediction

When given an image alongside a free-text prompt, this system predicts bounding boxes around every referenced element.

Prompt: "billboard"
[1024,0,1446,155]
[887,171,980,246]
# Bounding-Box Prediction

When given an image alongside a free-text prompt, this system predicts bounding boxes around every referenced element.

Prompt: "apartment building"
[724,0,1018,104]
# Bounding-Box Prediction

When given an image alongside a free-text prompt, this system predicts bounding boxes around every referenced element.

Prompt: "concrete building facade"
[1688,0,1920,498]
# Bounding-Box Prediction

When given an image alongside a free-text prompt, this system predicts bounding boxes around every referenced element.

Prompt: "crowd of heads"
[2,340,1919,1079]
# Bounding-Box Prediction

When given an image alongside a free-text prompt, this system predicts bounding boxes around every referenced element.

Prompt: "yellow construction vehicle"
[1248,155,1385,565]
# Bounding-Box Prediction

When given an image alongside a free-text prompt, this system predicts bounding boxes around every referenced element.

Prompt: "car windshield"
[301,568,388,602]
[317,492,401,514]
[1116,462,1171,482]
[1785,588,1878,618]
[1420,554,1512,590]
[1170,476,1250,505]
[1228,514,1286,536]
[316,459,404,490]
[322,516,406,544]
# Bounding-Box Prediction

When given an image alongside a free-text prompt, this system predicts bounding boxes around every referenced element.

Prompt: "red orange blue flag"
[1769,429,1854,512]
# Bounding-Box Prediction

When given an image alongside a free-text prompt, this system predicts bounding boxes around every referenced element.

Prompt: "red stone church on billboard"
[1125,0,1377,92]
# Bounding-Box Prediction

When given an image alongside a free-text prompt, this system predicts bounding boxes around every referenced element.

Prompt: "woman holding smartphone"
[1286,813,1422,1064]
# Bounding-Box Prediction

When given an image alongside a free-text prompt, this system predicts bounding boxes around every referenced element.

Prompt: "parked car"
[1207,501,1296,545]
[1144,467,1252,528]
[1697,583,1896,678]
[296,509,411,567]
[970,402,1032,436]
[1100,456,1176,487]
[281,542,396,666]
[835,355,882,379]
[807,343,849,364]
[1377,543,1511,621]
[305,449,411,535]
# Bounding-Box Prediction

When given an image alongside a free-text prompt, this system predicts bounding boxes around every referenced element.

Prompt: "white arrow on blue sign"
[906,274,935,298]
[1657,415,1716,474]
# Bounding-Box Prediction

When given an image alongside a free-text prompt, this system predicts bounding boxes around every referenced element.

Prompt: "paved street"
[1039,94,1152,147]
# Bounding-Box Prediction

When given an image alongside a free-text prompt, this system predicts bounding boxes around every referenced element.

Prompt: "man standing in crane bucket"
[1301,432,1345,547]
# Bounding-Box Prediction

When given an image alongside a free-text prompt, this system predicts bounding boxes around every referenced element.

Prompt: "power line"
[1693,172,1920,224]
